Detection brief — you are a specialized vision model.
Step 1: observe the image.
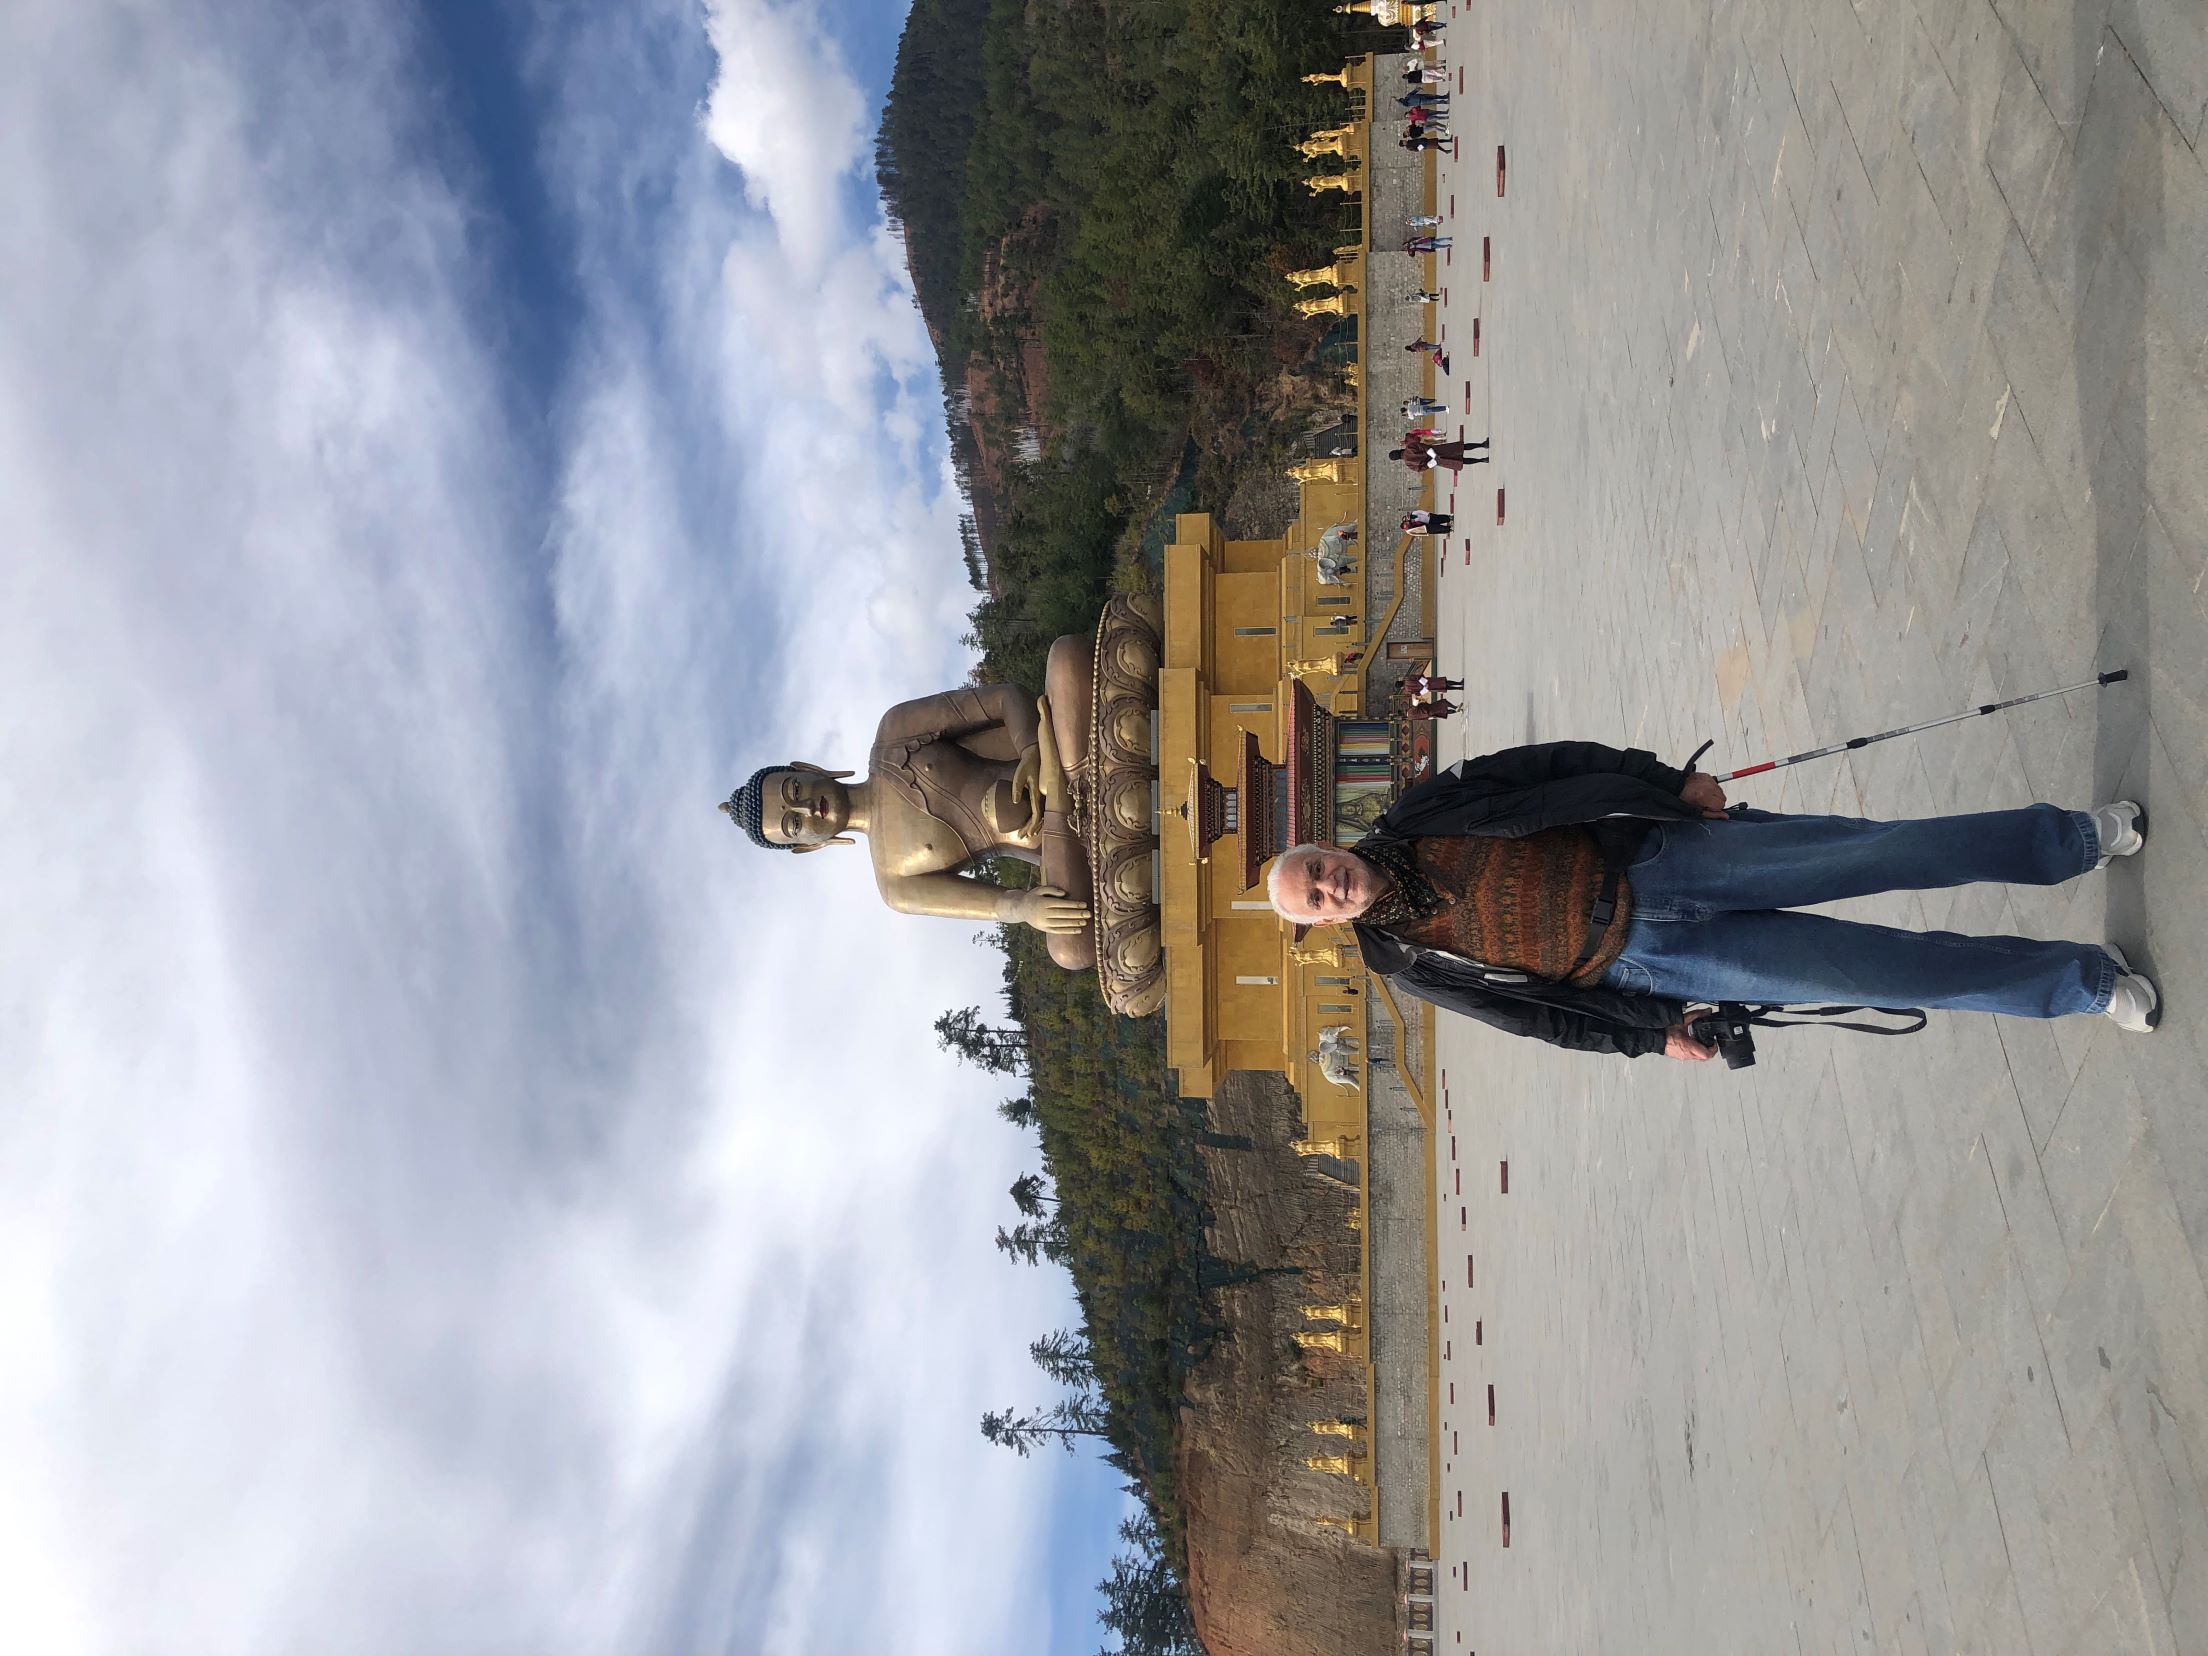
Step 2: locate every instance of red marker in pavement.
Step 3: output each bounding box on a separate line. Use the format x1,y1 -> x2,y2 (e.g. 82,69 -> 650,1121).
1481,237 -> 1491,280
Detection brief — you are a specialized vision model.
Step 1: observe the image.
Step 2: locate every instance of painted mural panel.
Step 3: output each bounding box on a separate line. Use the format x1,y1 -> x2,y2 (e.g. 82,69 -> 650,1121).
1332,719 -> 1394,843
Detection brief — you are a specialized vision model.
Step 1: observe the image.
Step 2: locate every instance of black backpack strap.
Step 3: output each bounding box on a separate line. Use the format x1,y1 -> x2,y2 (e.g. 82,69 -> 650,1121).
1561,867 -> 1623,983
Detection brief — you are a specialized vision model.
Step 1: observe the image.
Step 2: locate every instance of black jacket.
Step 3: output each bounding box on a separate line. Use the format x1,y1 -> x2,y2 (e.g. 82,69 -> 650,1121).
1351,740 -> 1699,1058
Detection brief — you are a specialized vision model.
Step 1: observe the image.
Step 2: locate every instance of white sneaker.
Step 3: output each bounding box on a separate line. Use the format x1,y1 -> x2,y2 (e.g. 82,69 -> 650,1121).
2102,943 -> 2160,1034
2092,801 -> 2147,868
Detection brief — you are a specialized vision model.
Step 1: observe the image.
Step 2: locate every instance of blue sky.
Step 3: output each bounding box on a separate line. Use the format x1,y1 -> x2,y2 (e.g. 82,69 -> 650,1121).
0,1 -> 1131,1651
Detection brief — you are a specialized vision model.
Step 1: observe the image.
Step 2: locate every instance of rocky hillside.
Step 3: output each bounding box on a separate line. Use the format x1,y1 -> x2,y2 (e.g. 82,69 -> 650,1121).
1180,1074 -> 1400,1656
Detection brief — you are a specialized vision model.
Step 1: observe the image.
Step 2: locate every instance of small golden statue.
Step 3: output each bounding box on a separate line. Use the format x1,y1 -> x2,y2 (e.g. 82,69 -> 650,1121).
1304,171 -> 1359,196
1290,1136 -> 1359,1158
1285,254 -> 1360,290
1304,1454 -> 1359,1476
1294,292 -> 1353,319
1285,651 -> 1363,679
1312,1419 -> 1364,1440
1291,937 -> 1357,969
1293,1329 -> 1347,1354
1303,1300 -> 1363,1328
1301,67 -> 1356,88
1285,457 -> 1348,485
1296,128 -> 1357,161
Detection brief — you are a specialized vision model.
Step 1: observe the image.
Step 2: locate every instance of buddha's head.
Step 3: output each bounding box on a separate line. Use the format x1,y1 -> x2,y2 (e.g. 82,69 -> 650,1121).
720,761 -> 856,854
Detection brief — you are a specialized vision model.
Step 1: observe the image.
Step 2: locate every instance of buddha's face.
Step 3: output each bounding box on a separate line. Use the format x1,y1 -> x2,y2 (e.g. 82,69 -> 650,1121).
759,767 -> 851,846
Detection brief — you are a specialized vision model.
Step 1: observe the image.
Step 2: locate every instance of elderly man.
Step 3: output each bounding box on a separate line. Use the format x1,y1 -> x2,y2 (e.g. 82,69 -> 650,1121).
1265,739 -> 2159,1059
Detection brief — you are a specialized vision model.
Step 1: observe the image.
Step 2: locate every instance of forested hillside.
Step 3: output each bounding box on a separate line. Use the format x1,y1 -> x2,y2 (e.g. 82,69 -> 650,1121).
878,0 -> 1362,682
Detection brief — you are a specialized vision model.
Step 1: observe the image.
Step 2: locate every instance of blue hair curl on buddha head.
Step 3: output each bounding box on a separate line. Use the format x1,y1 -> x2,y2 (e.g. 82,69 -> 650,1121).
719,765 -> 795,851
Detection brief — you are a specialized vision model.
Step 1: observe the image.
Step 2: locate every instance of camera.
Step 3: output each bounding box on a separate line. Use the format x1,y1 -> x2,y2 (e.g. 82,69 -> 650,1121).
1685,1003 -> 1758,1069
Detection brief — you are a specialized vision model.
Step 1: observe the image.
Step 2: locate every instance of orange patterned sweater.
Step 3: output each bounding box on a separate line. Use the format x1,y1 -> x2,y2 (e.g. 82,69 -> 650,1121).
1391,829 -> 1632,984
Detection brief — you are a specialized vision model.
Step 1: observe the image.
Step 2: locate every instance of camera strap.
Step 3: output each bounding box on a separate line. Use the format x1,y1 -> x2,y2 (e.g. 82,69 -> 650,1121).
1734,1003 -> 1929,1038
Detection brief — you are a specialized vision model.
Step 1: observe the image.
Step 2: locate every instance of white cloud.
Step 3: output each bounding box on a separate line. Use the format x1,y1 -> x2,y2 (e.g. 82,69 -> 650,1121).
699,0 -> 872,274
0,3 -> 1113,1654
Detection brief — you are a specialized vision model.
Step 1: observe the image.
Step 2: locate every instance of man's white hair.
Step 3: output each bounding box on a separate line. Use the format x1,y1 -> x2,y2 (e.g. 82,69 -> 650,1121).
1265,843 -> 1330,920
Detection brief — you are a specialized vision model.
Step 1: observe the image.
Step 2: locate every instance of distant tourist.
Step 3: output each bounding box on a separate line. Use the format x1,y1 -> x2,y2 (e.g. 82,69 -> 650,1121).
1401,509 -> 1455,535
1404,338 -> 1450,371
1403,672 -> 1464,703
1403,133 -> 1455,153
1407,288 -> 1443,305
1404,235 -> 1452,253
1402,395 -> 1449,418
1398,90 -> 1449,109
1407,212 -> 1443,229
1403,63 -> 1448,85
1405,697 -> 1461,721
1391,436 -> 1488,472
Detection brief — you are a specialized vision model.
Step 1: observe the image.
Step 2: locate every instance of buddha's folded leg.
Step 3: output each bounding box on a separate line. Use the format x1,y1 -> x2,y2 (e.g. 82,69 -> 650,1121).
1043,635 -> 1095,780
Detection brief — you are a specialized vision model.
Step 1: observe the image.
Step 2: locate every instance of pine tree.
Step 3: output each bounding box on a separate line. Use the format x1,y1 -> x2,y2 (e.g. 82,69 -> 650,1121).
979,1395 -> 1110,1457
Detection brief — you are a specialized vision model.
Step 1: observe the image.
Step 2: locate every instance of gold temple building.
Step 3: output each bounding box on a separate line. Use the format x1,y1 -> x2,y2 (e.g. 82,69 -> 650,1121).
1154,497 -> 1435,1134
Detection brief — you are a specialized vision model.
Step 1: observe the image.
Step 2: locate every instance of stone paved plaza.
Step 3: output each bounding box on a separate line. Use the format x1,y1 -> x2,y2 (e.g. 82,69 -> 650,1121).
1415,0 -> 2208,1651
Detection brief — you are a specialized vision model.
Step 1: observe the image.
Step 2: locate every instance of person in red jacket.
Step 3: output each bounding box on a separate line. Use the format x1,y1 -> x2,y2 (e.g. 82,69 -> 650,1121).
1392,436 -> 1488,471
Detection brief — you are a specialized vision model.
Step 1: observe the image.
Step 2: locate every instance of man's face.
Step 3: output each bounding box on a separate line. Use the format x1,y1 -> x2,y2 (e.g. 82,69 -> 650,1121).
759,768 -> 850,846
1274,846 -> 1387,923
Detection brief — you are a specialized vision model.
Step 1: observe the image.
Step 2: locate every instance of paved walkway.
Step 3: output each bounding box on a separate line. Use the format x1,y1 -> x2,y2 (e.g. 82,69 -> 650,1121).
1424,0 -> 2208,1651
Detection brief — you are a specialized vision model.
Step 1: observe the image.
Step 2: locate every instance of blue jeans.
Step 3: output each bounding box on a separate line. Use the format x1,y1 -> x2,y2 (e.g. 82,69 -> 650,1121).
1597,806 -> 2116,1018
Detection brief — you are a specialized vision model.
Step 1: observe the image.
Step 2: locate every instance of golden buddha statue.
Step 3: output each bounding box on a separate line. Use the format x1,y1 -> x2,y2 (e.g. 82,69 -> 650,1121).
722,600 -> 1167,1012
1285,649 -> 1362,678
1295,292 -> 1353,319
1290,937 -> 1357,969
1295,128 -> 1355,161
1301,67 -> 1355,89
1294,1329 -> 1348,1354
1304,170 -> 1358,196
1304,1454 -> 1358,1475
1285,457 -> 1348,485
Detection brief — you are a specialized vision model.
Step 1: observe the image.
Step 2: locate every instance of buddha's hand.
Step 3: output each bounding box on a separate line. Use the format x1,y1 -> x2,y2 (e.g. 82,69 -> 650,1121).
1009,885 -> 1090,935
1008,750 -> 1043,837
1011,697 -> 1069,838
